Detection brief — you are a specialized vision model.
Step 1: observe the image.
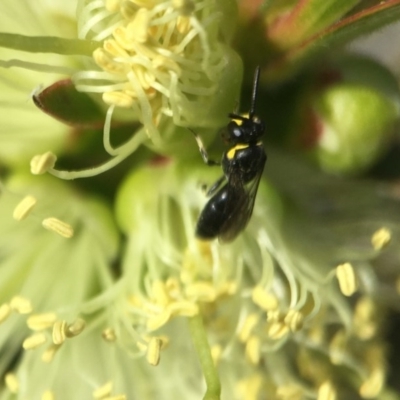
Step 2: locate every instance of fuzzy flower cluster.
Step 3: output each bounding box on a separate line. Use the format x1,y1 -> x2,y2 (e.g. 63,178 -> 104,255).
0,0 -> 400,400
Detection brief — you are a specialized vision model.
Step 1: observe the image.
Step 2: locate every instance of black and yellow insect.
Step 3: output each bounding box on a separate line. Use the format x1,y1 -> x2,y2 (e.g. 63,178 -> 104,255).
192,67 -> 266,242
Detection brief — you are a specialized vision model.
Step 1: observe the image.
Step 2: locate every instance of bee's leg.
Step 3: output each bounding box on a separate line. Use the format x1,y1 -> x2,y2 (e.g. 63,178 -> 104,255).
188,128 -> 220,166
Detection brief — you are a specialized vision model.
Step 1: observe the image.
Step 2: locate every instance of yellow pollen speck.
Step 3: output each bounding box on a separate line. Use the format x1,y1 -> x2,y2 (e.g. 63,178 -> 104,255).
42,218 -> 74,239
371,228 -> 391,250
10,296 -> 33,314
146,337 -> 162,366
23,332 -> 47,350
102,328 -> 117,342
66,318 -> 86,337
359,368 -> 384,399
103,91 -> 134,108
238,313 -> 259,343
41,344 -> 61,363
245,335 -> 261,365
27,312 -> 57,331
0,303 -> 11,324
30,152 -> 57,175
335,262 -> 357,296
13,195 -> 37,221
251,286 -> 278,311
4,373 -> 18,394
42,390 -> 55,400
317,381 -> 336,400
52,320 -> 67,345
93,381 -> 113,399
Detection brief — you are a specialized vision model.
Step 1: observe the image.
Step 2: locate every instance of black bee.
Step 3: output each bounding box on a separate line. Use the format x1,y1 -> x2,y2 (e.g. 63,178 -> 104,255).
192,66 -> 266,242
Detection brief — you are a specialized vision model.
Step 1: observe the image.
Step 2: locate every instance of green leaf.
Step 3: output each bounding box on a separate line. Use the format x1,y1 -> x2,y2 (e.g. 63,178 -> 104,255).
264,0 -> 400,82
0,33 -> 100,56
33,79 -> 106,128
266,0 -> 360,49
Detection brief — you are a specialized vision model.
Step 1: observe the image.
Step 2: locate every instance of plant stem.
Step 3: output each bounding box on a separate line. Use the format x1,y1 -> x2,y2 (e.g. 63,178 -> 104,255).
188,314 -> 221,400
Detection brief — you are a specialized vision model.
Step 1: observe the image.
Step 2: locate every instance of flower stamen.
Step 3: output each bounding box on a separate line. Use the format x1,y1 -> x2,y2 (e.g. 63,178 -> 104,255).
13,195 -> 37,221
42,218 -> 74,239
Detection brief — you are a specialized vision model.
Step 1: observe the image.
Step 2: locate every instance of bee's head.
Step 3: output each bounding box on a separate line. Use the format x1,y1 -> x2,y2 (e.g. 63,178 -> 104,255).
224,114 -> 265,145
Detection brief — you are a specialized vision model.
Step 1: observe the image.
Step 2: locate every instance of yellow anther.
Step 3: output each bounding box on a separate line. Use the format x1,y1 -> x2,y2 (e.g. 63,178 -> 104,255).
30,152 -> 57,175
238,313 -> 259,343
146,337 -> 162,366
284,309 -> 303,332
152,280 -> 171,307
276,384 -> 303,400
371,227 -> 391,250
102,395 -> 127,400
359,368 -> 384,399
93,381 -> 113,399
10,296 -> 33,314
130,0 -> 155,8
93,47 -> 128,74
245,335 -> 261,365
52,320 -> 67,345
42,218 -> 74,239
268,321 -> 289,340
41,344 -> 61,363
22,332 -> 47,350
133,66 -> 155,90
27,312 -> 57,331
168,301 -> 198,317
126,8 -> 150,43
103,39 -> 130,57
211,344 -> 222,366
42,390 -> 55,400
102,328 -> 117,342
185,281 -> 217,302
176,15 -> 192,34
152,56 -> 181,76
336,262 -> 357,296
13,195 -> 37,221
329,330 -> 347,365
353,297 -> 377,340
105,0 -> 120,12
251,286 -> 278,311
4,373 -> 19,394
66,318 -> 86,337
146,309 -> 171,332
318,381 -> 336,400
0,303 -> 11,324
103,91 -> 134,108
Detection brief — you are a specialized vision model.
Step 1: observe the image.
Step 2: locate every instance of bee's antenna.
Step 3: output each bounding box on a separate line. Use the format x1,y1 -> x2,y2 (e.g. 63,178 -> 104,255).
249,66 -> 260,119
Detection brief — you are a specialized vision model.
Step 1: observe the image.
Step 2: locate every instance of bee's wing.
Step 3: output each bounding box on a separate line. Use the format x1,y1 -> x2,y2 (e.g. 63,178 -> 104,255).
218,157 -> 266,243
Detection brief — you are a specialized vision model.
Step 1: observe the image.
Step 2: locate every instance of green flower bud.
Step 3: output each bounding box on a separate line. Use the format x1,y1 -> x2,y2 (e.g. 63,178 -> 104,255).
313,83 -> 397,174
301,55 -> 400,175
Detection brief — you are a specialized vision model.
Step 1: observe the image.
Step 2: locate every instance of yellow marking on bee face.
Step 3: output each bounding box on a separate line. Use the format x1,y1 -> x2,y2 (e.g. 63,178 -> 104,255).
227,144 -> 249,160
